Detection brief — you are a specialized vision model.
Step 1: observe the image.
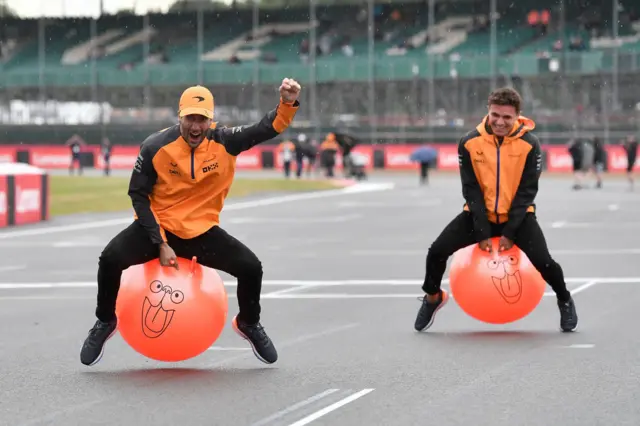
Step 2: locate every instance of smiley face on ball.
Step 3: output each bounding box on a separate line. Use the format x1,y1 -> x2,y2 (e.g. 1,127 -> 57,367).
141,280 -> 185,338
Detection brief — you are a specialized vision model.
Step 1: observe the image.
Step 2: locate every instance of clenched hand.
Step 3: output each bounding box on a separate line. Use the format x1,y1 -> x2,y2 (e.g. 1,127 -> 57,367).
159,242 -> 179,269
279,78 -> 301,104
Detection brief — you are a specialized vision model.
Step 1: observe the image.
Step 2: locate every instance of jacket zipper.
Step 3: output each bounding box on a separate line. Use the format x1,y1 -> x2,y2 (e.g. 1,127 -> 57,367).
190,149 -> 195,179
494,139 -> 501,224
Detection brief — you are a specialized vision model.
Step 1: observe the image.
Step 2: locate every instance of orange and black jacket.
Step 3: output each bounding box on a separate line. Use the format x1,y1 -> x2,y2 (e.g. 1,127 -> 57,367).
129,98 -> 299,244
320,133 -> 340,152
459,115 -> 542,241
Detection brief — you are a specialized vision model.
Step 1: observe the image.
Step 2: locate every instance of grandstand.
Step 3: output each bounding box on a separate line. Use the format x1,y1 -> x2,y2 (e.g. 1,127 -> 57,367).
0,0 -> 639,143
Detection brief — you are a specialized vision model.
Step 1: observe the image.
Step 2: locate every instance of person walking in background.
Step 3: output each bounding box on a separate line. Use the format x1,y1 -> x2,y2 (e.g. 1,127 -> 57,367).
320,133 -> 339,178
277,138 -> 295,178
580,138 -> 594,187
101,137 -> 112,177
410,145 -> 438,186
302,138 -> 319,178
66,134 -> 85,176
623,135 -> 638,190
590,137 -> 605,189
294,134 -> 307,178
567,138 -> 584,190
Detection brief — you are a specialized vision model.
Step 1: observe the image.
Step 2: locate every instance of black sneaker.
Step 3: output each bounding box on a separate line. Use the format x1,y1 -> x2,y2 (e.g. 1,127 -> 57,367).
80,319 -> 117,366
232,315 -> 278,364
558,297 -> 578,332
414,290 -> 449,332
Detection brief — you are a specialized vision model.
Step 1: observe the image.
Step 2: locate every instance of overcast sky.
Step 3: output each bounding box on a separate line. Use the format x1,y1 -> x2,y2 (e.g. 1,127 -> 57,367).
6,0 -> 234,18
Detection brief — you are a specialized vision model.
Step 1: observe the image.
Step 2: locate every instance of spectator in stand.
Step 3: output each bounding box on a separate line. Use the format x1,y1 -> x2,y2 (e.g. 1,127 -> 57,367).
527,10 -> 549,35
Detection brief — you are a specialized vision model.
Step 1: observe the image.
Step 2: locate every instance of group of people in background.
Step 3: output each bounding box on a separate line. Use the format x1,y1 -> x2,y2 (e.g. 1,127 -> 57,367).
568,135 -> 638,191
66,129 -> 638,190
277,131 -> 366,180
67,134 -> 112,176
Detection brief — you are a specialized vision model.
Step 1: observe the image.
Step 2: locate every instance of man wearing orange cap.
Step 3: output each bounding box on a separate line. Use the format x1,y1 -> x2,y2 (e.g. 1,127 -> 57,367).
80,78 -> 301,366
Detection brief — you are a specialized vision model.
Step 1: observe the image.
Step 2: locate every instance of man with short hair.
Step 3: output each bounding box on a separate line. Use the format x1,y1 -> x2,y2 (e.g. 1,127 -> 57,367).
80,78 -> 302,366
414,87 -> 578,333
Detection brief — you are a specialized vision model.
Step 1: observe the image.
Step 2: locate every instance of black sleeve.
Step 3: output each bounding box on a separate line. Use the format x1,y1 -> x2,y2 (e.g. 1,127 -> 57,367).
214,100 -> 300,156
458,139 -> 491,241
502,137 -> 542,240
128,143 -> 164,245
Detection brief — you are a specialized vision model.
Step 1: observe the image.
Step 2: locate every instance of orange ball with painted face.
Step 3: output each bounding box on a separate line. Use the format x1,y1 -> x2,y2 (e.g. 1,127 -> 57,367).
449,237 -> 546,324
115,256 -> 228,362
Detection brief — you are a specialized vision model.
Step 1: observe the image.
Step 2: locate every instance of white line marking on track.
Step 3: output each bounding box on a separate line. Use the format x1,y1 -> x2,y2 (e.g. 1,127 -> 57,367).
0,293 -> 587,300
229,214 -> 361,224
251,389 -> 341,426
569,280 -> 599,295
286,389 -> 375,426
284,323 -> 360,345
0,218 -> 133,240
0,265 -> 26,272
0,295 -> 93,300
264,284 -> 325,297
267,293 -> 421,299
52,241 -> 105,248
337,199 -> 442,208
263,293 -> 567,299
546,221 -> 640,229
204,323 -> 359,368
551,248 -> 640,255
206,347 -> 250,351
565,344 -> 595,349
0,182 -> 394,240
608,204 -> 619,211
351,248 -> 640,256
0,277 -> 637,291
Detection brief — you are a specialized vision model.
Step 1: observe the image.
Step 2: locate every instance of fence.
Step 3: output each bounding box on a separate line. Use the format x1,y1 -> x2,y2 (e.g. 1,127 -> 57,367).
1,50 -> 640,88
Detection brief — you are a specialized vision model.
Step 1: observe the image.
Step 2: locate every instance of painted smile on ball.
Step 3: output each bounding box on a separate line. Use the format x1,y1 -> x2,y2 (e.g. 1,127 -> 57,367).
487,256 -> 522,304
142,280 -> 184,338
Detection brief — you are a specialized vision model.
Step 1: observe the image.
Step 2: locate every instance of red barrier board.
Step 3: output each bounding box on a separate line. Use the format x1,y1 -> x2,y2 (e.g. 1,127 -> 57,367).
0,147 -> 17,163
383,145 -> 415,170
5,143 -> 640,174
235,147 -> 264,170
606,146 -> 640,172
437,145 -> 459,171
29,146 -> 75,169
0,176 -> 7,227
13,174 -> 43,225
545,146 -> 574,173
90,145 -> 265,170
94,146 -> 139,170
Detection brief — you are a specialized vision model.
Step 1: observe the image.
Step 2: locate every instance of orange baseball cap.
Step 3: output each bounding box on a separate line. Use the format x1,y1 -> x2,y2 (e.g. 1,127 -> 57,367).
178,85 -> 214,119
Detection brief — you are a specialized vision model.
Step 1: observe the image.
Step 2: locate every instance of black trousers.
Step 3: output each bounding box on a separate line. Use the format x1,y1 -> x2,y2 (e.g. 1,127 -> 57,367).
419,162 -> 430,184
96,221 -> 263,324
423,211 -> 571,302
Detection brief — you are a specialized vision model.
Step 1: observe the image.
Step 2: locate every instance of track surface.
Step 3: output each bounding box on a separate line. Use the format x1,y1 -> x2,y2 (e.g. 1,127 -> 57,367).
1,171 -> 639,426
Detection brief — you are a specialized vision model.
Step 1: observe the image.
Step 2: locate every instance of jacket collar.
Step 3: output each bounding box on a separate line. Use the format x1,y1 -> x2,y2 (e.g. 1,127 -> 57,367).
476,115 -> 536,144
